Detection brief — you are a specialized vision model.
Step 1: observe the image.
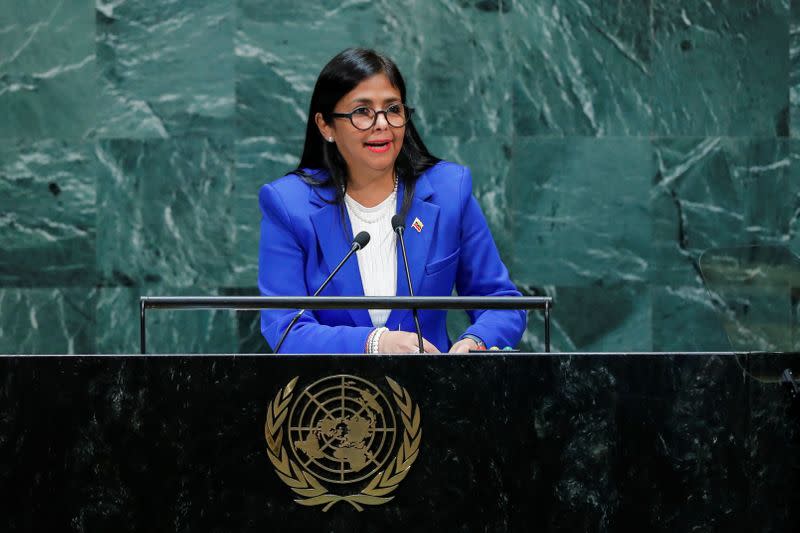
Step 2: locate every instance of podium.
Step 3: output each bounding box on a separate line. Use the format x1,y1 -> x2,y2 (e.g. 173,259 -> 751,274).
1,351 -> 798,532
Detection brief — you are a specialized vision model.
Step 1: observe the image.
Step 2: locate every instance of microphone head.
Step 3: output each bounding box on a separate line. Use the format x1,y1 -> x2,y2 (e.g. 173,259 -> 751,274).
391,214 -> 405,233
353,231 -> 371,250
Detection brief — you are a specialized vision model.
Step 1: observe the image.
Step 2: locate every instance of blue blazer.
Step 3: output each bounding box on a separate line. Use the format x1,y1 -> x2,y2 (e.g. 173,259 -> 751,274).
258,161 -> 526,353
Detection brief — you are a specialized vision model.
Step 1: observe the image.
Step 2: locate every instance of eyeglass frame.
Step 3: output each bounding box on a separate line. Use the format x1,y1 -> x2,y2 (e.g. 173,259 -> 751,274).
329,103 -> 415,131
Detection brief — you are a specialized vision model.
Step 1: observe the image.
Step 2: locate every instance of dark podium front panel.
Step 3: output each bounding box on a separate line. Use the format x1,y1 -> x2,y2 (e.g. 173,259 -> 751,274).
1,352 -> 798,532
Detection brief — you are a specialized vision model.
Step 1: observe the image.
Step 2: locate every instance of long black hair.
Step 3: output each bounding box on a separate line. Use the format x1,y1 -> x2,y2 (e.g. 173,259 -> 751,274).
294,48 -> 440,219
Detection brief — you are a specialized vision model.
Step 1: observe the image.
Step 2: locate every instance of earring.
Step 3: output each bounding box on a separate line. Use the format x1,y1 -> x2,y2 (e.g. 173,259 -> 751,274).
327,137 -> 334,143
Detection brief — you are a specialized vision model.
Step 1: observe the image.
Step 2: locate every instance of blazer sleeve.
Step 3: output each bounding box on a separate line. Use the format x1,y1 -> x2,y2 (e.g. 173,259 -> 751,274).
454,166 -> 527,348
258,183 -> 373,354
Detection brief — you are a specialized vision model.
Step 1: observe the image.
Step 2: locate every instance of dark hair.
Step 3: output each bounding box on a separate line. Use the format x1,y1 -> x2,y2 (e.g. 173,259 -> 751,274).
294,48 -> 440,220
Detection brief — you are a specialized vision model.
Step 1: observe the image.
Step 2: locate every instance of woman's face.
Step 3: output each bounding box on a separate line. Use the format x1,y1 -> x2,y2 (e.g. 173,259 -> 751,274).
317,73 -> 406,180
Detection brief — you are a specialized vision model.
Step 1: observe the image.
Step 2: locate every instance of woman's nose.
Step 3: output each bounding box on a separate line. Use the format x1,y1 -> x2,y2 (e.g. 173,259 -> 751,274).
373,111 -> 390,129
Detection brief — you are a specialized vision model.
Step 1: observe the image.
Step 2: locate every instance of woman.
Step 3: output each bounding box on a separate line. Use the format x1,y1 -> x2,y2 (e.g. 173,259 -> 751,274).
258,48 -> 525,354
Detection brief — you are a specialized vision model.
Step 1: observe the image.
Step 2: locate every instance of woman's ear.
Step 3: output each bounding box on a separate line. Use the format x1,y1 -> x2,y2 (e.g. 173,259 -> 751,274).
315,112 -> 333,142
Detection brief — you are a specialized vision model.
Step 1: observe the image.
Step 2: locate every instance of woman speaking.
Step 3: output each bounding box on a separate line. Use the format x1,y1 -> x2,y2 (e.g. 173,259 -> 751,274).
258,48 -> 525,354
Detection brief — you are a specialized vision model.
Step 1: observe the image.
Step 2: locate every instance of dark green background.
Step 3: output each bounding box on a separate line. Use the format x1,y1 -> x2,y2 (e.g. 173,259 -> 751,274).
1,0 -> 798,354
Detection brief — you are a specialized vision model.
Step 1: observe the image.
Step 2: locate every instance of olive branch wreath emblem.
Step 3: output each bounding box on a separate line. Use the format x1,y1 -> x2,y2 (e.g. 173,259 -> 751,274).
264,376 -> 422,512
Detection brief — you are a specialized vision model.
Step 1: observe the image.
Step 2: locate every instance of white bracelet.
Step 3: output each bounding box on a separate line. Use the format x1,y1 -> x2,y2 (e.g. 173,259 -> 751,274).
370,327 -> 389,354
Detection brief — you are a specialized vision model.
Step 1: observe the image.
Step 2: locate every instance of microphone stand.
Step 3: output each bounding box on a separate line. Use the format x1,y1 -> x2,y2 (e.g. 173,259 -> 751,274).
273,236 -> 367,353
394,223 -> 424,354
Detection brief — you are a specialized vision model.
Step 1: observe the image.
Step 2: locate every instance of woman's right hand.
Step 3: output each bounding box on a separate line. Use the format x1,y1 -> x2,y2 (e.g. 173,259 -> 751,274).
378,331 -> 440,354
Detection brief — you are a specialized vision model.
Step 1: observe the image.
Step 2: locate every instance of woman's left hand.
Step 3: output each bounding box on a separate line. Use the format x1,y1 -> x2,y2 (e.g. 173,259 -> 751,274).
448,338 -> 479,354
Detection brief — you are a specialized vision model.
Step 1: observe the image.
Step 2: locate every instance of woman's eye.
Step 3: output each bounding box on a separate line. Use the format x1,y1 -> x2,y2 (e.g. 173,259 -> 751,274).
352,107 -> 372,116
387,104 -> 402,113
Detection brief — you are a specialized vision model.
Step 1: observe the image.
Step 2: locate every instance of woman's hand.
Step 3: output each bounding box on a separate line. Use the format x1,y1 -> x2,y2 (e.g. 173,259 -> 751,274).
378,331 -> 440,354
448,337 -> 479,354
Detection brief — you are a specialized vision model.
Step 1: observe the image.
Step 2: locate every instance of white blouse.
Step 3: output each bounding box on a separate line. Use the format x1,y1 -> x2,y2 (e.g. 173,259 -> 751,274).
344,191 -> 398,327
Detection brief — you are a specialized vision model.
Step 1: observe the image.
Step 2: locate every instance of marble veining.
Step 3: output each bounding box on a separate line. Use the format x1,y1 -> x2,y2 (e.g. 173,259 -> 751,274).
0,0 -> 798,354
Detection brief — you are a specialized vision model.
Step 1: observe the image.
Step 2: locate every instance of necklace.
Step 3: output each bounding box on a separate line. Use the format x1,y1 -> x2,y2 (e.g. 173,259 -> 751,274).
344,172 -> 398,203
345,189 -> 396,225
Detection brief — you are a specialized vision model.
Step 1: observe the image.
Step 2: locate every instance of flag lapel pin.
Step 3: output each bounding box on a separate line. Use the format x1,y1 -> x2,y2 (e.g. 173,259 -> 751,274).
411,217 -> 424,233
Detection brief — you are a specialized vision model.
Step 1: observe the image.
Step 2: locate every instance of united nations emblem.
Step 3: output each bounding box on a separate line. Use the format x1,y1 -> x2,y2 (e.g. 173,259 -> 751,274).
264,375 -> 422,511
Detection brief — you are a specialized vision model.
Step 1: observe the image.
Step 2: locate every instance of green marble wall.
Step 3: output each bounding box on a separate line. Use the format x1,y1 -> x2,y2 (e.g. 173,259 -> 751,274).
1,0 -> 798,354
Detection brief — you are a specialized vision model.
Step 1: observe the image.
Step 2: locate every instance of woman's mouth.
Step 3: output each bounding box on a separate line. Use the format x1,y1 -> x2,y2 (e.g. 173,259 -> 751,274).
364,140 -> 391,153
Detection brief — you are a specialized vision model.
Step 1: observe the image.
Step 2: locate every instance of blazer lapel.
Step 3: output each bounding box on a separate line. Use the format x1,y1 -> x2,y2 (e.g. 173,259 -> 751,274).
308,184 -> 372,327
385,175 -> 440,330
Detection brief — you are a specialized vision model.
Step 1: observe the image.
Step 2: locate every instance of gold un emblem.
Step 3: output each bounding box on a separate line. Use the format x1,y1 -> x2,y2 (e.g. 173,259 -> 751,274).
265,374 -> 422,511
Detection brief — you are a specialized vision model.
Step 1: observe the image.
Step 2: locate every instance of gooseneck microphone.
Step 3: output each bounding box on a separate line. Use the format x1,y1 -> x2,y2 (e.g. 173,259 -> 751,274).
273,231 -> 370,353
391,214 -> 424,354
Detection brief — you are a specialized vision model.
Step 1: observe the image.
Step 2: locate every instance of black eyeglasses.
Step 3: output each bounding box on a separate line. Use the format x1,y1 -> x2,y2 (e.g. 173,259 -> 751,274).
330,103 -> 414,130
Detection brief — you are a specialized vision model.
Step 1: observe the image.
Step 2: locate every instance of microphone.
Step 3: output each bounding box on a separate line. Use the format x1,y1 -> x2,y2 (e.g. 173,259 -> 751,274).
391,214 -> 424,354
273,231 -> 370,353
